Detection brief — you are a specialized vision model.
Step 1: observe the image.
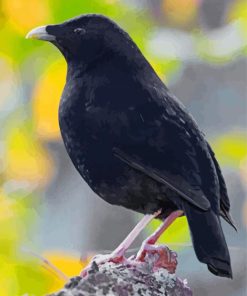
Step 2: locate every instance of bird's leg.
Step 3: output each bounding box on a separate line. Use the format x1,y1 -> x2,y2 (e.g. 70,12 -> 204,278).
80,209 -> 161,277
111,209 -> 162,259
139,210 -> 183,247
134,210 -> 183,273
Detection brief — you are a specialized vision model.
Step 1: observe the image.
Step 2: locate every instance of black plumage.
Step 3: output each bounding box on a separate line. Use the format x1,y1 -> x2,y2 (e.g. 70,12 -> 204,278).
27,14 -> 236,278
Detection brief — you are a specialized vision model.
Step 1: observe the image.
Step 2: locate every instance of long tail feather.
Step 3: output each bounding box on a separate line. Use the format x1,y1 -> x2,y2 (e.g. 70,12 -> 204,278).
183,204 -> 232,278
220,204 -> 237,232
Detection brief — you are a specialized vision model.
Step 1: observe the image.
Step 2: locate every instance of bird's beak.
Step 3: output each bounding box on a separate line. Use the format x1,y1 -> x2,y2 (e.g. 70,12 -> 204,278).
26,25 -> 56,41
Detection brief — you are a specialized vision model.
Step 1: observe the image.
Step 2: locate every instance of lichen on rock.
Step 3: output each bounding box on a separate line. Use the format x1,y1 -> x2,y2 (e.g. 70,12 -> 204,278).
48,244 -> 192,296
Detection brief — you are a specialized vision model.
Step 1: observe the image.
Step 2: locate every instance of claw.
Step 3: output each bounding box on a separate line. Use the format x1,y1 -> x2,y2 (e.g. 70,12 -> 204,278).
80,253 -> 127,277
135,242 -> 177,273
80,210 -> 181,277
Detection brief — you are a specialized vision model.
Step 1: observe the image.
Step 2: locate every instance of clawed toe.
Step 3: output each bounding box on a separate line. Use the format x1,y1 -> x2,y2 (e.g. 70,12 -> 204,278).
80,210 -> 180,277
80,253 -> 127,277
135,242 -> 177,273
80,242 -> 177,277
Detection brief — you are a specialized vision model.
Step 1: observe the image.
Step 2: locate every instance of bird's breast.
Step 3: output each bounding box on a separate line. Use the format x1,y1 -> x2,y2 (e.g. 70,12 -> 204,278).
59,90 -> 117,188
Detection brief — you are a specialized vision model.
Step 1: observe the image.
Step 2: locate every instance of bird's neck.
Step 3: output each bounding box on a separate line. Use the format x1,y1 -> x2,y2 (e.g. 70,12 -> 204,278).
66,48 -> 112,81
67,62 -> 85,81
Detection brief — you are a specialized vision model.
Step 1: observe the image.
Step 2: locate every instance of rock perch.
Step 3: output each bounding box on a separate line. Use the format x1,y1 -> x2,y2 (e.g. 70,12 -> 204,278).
48,245 -> 192,296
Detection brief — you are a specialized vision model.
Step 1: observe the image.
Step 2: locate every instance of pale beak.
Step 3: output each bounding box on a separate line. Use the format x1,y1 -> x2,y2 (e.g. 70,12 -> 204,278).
26,25 -> 56,41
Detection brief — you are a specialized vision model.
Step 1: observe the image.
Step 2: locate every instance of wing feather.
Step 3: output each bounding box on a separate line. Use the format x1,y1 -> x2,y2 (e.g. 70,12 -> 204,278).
113,147 -> 210,211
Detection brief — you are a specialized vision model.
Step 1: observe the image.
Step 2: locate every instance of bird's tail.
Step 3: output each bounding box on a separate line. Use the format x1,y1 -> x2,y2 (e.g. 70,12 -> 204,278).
183,204 -> 232,278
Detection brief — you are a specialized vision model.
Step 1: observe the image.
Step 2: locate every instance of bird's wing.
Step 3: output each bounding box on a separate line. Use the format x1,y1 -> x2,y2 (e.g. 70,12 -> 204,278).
113,147 -> 210,211
112,94 -> 215,211
206,142 -> 237,230
206,142 -> 230,210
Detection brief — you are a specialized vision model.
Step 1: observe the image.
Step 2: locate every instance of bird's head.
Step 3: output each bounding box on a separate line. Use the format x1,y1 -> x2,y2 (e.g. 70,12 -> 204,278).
26,14 -> 138,67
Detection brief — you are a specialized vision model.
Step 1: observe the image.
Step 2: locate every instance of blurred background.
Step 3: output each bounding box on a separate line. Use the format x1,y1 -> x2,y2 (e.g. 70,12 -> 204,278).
0,0 -> 246,295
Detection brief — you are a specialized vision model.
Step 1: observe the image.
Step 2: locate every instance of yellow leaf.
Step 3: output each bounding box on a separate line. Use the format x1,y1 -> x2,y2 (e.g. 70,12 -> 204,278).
0,265 -> 18,296
2,0 -> 50,35
32,59 -> 66,141
42,251 -> 90,293
162,0 -> 199,26
148,216 -> 190,250
211,132 -> 247,168
5,122 -> 54,187
228,0 -> 247,24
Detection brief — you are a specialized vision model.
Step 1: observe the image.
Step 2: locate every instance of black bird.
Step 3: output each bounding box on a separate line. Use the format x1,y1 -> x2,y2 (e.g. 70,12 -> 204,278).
27,14 -> 236,278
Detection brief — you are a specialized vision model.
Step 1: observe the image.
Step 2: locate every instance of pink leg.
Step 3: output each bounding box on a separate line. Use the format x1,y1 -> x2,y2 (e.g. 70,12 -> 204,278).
146,210 -> 183,245
112,209 -> 161,257
80,209 -> 161,277
136,210 -> 183,261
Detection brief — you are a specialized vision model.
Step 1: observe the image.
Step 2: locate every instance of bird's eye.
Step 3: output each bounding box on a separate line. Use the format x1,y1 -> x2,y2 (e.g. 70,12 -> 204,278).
74,28 -> 86,35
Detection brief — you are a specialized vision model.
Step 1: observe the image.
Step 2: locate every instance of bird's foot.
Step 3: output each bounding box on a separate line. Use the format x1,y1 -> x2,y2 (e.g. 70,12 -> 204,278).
134,241 -> 178,273
80,249 -> 129,277
80,243 -> 177,277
